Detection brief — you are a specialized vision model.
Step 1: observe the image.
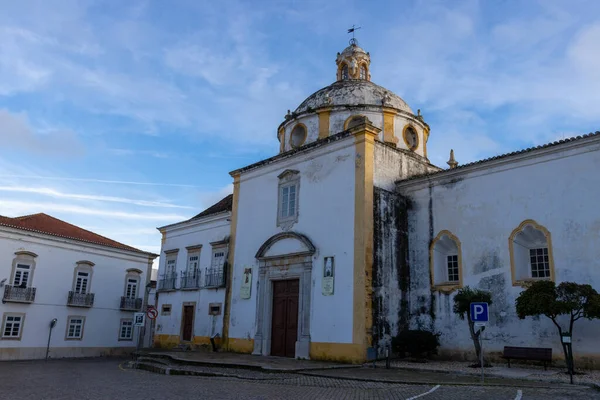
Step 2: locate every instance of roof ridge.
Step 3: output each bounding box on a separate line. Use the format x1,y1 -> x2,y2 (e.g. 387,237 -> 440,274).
400,130 -> 600,183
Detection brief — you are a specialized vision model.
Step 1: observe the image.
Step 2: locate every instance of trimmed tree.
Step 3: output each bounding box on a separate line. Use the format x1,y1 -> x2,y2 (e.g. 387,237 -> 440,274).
453,286 -> 493,367
515,280 -> 600,373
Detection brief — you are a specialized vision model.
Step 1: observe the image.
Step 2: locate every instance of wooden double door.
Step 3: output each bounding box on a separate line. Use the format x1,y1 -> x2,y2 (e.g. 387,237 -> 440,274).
270,279 -> 299,358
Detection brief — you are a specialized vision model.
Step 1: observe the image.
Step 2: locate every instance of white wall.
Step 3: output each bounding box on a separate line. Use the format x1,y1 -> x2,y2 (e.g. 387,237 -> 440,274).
230,135 -> 357,344
154,215 -> 230,343
397,140 -> 600,360
0,229 -> 152,360
374,142 -> 440,191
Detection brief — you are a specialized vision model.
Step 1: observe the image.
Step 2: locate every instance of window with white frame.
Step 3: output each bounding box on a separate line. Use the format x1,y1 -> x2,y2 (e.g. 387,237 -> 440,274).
74,271 -> 90,294
119,319 -> 133,340
13,264 -> 31,287
187,251 -> 200,274
2,313 -> 25,339
66,316 -> 85,340
277,170 -> 300,227
125,278 -> 138,299
510,220 -> 554,285
430,231 -> 463,291
211,248 -> 226,270
166,255 -> 177,275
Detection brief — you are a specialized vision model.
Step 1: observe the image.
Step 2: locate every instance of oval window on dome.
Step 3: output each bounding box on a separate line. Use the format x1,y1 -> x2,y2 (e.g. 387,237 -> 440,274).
403,126 -> 419,151
290,124 -> 307,148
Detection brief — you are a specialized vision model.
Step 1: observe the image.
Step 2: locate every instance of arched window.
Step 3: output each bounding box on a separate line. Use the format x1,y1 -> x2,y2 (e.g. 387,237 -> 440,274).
344,115 -> 365,130
341,64 -> 349,80
359,65 -> 367,80
72,261 -> 94,295
290,124 -> 307,148
509,220 -> 555,286
430,231 -> 463,292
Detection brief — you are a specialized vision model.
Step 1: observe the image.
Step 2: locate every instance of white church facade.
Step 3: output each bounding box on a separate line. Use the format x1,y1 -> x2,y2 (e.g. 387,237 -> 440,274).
153,40 -> 600,366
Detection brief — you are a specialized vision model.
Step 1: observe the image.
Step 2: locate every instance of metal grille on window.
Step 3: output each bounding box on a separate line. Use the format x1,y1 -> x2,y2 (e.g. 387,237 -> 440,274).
3,315 -> 22,337
205,249 -> 226,287
447,255 -> 459,282
75,272 -> 89,294
530,248 -> 550,278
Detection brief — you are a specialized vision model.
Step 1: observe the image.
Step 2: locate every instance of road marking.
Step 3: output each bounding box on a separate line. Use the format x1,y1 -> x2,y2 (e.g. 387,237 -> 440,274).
118,362 -> 126,371
514,389 -> 523,400
406,385 -> 441,400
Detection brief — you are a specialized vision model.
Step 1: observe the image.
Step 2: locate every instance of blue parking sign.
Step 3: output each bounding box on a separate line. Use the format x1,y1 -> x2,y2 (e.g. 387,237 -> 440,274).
470,302 -> 489,323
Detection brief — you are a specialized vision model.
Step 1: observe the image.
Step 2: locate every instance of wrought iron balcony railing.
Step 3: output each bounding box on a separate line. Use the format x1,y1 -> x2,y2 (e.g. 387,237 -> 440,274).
120,296 -> 142,311
203,268 -> 225,288
67,291 -> 95,307
157,273 -> 177,292
2,285 -> 36,303
181,270 -> 201,290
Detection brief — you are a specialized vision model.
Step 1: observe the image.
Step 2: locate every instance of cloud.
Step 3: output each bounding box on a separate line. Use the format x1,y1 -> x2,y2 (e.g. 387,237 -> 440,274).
0,200 -> 188,221
0,186 -> 194,209
0,109 -> 84,155
0,174 -> 204,188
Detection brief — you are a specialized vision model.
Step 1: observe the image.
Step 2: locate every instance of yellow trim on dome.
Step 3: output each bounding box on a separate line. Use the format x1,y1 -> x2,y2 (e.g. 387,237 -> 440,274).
317,108 -> 331,139
382,107 -> 398,145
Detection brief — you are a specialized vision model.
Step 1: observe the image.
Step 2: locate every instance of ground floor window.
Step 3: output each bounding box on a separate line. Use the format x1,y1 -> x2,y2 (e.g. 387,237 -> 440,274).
119,319 -> 133,340
66,316 -> 85,340
1,313 -> 25,340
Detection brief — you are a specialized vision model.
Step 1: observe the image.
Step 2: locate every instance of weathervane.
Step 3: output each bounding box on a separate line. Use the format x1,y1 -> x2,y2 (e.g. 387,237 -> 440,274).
347,24 -> 361,45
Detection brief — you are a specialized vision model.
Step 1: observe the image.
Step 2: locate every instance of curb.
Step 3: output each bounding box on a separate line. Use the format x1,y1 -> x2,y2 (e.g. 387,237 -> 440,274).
134,361 -> 294,381
367,364 -> 599,389
134,352 -> 359,373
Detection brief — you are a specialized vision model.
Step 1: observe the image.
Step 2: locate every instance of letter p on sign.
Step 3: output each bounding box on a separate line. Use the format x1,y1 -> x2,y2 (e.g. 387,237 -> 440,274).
470,302 -> 489,323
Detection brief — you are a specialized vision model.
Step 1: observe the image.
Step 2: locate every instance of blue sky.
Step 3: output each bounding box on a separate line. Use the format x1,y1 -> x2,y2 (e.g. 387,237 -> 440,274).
1,0 -> 599,259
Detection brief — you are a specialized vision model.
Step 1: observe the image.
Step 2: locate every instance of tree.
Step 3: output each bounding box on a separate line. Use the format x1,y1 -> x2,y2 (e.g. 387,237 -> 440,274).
515,281 -> 600,373
453,286 -> 493,367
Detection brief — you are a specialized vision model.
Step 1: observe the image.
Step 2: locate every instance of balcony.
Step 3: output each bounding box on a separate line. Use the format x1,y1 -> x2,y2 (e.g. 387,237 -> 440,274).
203,268 -> 225,288
67,291 -> 95,307
120,296 -> 142,311
157,273 -> 177,292
2,285 -> 36,303
180,270 -> 201,290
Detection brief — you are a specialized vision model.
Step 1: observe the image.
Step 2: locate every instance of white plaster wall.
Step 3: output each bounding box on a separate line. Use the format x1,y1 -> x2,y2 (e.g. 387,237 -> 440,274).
374,143 -> 440,191
284,114 -> 319,152
154,216 -> 230,341
0,230 -> 152,360
329,109 -> 384,138
231,136 -> 357,344
398,142 -> 600,358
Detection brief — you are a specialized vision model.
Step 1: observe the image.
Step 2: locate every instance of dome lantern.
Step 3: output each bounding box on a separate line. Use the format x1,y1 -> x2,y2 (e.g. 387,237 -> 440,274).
336,38 -> 371,82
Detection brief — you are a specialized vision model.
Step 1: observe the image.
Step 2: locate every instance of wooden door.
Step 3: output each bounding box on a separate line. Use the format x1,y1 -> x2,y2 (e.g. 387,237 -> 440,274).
271,279 -> 299,357
182,305 -> 194,342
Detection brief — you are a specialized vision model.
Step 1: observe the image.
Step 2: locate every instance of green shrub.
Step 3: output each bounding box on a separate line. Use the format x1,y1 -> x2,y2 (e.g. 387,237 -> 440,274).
391,329 -> 440,359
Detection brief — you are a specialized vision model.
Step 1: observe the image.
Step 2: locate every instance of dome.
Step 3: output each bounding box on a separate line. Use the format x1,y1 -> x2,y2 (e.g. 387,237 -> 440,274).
340,43 -> 368,56
294,79 -> 413,115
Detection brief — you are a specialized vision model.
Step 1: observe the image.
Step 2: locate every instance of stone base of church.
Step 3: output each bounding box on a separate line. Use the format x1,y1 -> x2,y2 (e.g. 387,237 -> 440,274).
227,338 -> 254,353
309,342 -> 366,364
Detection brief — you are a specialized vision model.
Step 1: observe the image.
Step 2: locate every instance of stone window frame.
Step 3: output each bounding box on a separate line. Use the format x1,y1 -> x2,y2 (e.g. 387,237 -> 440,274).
1,312 -> 26,340
509,219 -> 555,287
118,318 -> 134,341
429,230 -> 463,293
276,169 -> 301,228
402,124 -> 419,151
123,268 -> 142,299
72,261 -> 94,294
290,123 -> 307,149
10,251 -> 38,288
64,315 -> 86,341
161,304 -> 172,316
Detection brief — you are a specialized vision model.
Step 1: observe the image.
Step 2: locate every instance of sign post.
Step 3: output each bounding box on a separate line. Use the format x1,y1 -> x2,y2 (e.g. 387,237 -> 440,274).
561,332 -> 573,384
134,313 -> 145,351
470,302 -> 489,383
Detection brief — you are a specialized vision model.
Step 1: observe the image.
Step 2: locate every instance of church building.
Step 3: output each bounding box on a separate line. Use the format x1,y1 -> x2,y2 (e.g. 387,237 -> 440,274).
153,39 -> 600,365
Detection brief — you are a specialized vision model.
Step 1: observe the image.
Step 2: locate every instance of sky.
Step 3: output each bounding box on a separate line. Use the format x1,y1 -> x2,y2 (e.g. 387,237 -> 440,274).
1,0 -> 599,260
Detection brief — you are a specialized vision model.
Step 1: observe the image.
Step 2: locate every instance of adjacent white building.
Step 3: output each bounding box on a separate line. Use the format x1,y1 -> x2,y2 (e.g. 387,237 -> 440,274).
152,39 -> 600,367
0,213 -> 157,360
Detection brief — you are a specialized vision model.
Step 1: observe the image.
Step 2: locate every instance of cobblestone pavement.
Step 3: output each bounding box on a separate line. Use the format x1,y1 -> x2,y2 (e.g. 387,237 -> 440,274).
0,358 -> 598,400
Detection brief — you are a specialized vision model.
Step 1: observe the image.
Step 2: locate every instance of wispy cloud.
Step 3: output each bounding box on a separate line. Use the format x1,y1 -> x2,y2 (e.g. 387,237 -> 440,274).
0,174 -> 205,188
0,186 -> 194,209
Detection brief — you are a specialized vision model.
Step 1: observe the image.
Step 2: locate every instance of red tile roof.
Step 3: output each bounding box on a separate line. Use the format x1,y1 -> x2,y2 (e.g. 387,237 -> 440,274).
0,213 -> 154,256
190,194 -> 233,220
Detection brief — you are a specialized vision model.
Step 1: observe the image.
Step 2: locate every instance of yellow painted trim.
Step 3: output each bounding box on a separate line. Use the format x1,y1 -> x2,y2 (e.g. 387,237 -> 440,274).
153,334 -> 180,348
402,124 -> 420,151
222,173 -> 240,350
310,342 -> 366,363
228,338 -> 254,354
508,219 -> 555,287
382,107 -> 398,145
290,123 -> 308,149
423,127 -> 430,158
352,123 -> 378,359
278,127 -> 285,153
316,108 -> 331,139
160,230 -> 167,246
429,230 -> 463,293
